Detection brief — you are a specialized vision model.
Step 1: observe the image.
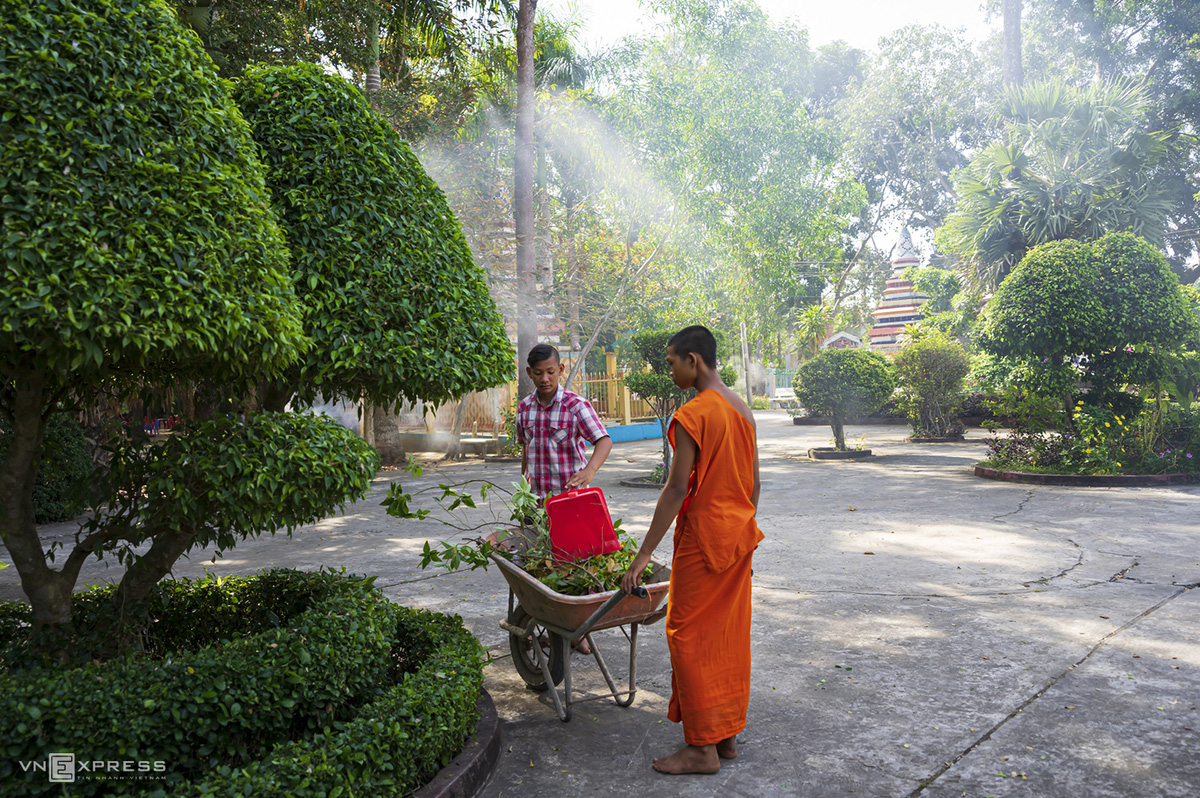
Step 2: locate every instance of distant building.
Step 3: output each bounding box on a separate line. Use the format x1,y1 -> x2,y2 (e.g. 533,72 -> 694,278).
822,332 -> 861,350
866,228 -> 927,351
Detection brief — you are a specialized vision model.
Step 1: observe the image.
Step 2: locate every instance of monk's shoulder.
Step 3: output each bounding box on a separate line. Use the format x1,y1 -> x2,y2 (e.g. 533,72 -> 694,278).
716,386 -> 756,429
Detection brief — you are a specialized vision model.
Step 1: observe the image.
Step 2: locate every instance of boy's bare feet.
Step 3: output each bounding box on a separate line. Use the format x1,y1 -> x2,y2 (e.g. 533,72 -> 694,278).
717,736 -> 738,759
652,744 -> 720,774
571,635 -> 592,655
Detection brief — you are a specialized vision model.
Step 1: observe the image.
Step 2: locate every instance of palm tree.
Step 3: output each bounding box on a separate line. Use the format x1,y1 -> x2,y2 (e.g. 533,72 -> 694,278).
939,79 -> 1173,291
793,304 -> 834,361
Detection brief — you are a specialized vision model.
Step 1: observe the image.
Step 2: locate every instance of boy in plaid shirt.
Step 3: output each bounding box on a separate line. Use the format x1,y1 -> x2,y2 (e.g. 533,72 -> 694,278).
516,344 -> 613,498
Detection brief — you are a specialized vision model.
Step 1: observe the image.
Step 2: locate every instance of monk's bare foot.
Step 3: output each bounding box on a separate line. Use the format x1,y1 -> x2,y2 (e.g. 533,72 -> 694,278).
652,744 -> 720,774
571,636 -> 592,655
717,736 -> 738,759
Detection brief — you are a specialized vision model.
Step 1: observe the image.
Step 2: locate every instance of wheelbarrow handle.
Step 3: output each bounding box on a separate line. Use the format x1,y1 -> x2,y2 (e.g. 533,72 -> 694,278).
571,585 -> 648,641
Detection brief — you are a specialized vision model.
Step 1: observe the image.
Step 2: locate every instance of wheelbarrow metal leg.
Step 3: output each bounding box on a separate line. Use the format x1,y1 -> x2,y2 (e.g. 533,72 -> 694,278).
616,622 -> 639,707
521,616 -> 568,720
592,623 -> 637,707
543,632 -> 570,722
584,627 -> 636,708
560,638 -> 574,721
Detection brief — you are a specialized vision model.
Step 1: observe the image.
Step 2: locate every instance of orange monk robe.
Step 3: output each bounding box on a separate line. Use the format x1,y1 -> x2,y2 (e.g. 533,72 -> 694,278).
665,389 -> 764,746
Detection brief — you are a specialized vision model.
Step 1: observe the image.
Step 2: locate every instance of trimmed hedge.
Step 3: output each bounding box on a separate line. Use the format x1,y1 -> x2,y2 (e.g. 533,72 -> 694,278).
183,611 -> 484,796
0,571 -> 483,796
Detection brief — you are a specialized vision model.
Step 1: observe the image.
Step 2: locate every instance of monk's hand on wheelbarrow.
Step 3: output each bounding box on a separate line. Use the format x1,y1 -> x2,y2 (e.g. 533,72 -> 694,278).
621,551 -> 652,596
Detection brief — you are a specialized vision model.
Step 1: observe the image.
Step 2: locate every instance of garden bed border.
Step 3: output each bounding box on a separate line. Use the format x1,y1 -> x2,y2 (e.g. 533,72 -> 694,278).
974,465 -> 1200,487
809,447 -> 872,460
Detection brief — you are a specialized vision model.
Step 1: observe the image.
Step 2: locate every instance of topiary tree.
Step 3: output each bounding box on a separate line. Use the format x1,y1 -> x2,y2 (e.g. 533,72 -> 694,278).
793,348 -> 896,450
624,329 -> 735,474
893,331 -> 971,438
230,64 -> 513,421
975,232 -> 1196,420
0,0 -> 375,639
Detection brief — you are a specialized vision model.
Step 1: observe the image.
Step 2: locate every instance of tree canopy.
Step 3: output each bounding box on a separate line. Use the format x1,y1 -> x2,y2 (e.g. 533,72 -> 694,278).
604,0 -> 865,346
1019,0 -> 1200,271
2,2 -> 504,641
938,79 -> 1173,290
2,0 -> 326,633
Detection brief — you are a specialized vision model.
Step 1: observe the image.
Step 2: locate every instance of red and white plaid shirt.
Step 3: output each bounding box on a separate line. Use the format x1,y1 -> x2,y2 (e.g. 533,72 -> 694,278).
516,387 -> 609,497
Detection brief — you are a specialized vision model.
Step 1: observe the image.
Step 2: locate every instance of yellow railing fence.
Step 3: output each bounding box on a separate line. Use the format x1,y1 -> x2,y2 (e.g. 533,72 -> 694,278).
389,352 -> 656,435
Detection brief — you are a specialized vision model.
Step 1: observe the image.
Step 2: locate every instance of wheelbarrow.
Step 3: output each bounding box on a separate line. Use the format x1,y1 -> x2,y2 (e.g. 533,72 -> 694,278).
491,542 -> 670,722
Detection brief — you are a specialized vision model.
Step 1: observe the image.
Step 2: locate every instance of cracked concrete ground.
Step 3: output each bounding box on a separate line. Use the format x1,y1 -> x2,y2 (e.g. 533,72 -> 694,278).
3,412 -> 1198,797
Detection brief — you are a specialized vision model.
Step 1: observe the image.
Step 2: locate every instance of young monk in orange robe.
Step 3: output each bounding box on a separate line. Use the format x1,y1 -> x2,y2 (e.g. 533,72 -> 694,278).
621,324 -> 763,775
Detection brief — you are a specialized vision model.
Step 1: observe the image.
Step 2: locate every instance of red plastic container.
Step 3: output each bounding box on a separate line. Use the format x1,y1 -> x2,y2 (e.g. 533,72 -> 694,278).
545,487 -> 621,561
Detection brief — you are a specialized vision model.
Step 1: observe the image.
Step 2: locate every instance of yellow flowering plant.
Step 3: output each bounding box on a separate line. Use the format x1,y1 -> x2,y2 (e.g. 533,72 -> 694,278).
1067,404 -> 1130,474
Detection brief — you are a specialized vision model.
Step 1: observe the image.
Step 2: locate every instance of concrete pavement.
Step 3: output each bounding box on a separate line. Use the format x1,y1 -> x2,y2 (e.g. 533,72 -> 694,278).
3,412 -> 1197,797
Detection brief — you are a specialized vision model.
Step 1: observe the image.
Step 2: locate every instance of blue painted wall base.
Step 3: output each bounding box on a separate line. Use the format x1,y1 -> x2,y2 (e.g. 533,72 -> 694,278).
604,422 -> 662,443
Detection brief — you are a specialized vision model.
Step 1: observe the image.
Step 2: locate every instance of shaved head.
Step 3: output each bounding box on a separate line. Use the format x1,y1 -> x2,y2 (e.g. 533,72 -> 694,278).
668,325 -> 717,368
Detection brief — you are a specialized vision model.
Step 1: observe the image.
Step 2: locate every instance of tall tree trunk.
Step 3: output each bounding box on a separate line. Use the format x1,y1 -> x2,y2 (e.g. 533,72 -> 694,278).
658,417 -> 673,475
1003,0 -> 1023,87
361,401 -> 376,447
515,0 -> 539,397
373,405 -> 406,465
740,320 -> 753,406
0,376 -> 74,630
565,193 -> 581,350
366,19 -> 382,95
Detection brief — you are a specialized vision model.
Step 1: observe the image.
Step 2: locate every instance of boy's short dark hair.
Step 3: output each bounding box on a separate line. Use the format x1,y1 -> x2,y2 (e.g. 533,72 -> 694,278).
668,325 -> 717,368
527,343 -> 561,367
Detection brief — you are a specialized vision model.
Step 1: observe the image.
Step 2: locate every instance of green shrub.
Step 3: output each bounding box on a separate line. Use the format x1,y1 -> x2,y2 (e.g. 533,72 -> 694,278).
980,399 -> 1200,475
0,414 -> 93,524
793,349 -> 895,450
66,411 -> 380,633
0,569 -> 380,665
893,332 -> 971,437
0,570 -> 483,796
0,573 -> 393,793
976,233 -> 1196,408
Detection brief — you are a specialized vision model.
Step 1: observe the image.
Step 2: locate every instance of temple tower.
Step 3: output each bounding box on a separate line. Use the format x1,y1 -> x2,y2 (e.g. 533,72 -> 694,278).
866,228 -> 927,351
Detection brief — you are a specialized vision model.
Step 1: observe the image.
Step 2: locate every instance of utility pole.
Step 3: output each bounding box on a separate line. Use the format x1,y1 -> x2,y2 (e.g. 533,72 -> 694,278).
740,320 -> 753,407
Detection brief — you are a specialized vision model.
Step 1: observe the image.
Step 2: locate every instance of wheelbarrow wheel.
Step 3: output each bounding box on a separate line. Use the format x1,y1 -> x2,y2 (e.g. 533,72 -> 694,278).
509,605 -> 565,691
